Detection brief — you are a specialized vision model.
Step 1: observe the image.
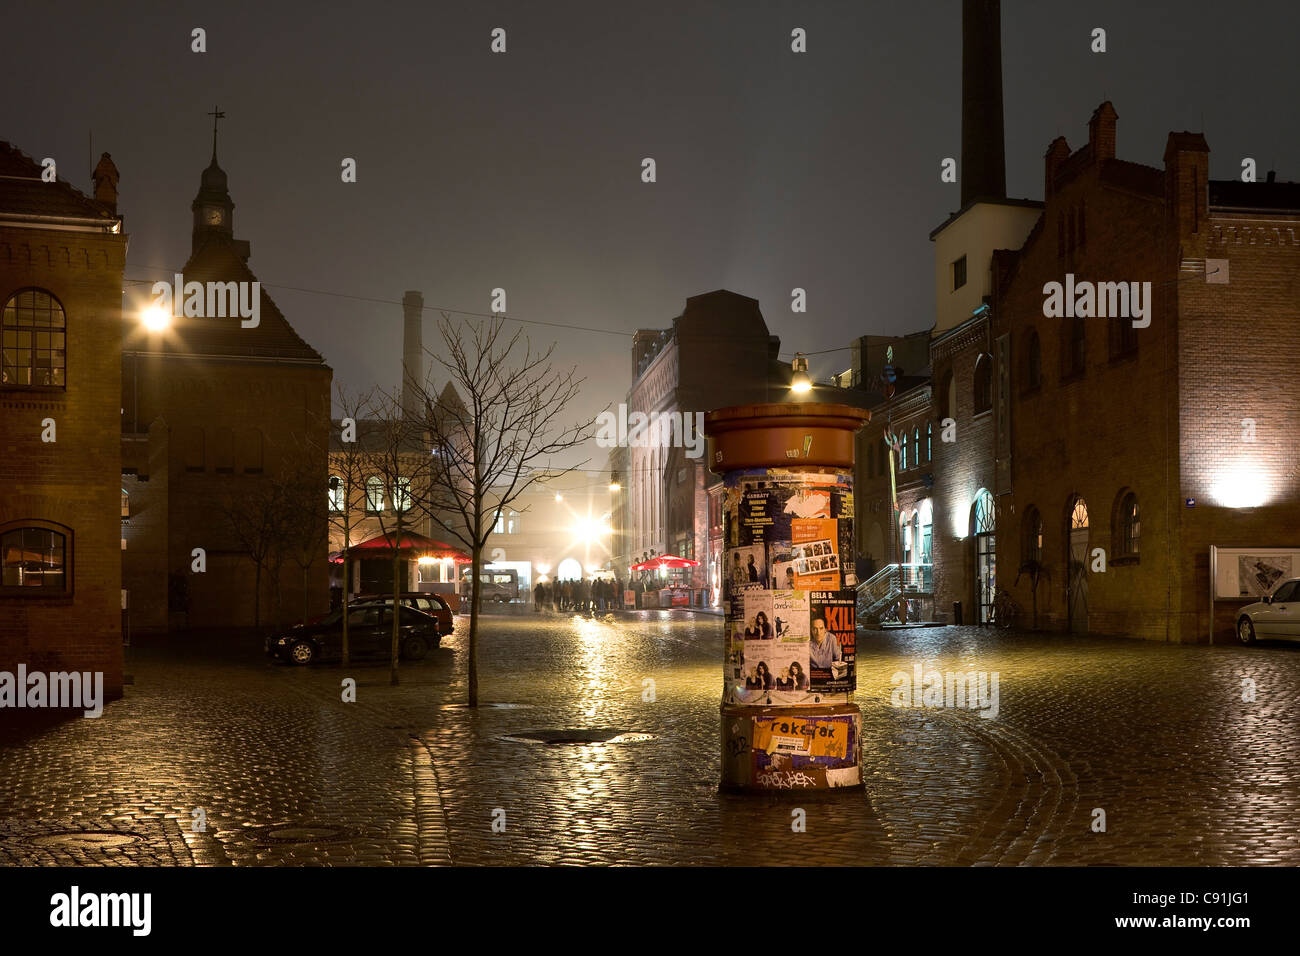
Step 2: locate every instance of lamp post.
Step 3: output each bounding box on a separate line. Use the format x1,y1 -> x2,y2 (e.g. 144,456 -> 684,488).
705,401 -> 870,792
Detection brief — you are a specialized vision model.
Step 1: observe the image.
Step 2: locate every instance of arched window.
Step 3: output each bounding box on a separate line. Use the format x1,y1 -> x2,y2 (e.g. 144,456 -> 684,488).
918,499 -> 933,564
365,476 -> 384,513
328,476 -> 345,513
121,488 -> 130,519
1,521 -> 70,591
393,477 -> 412,512
973,353 -> 993,414
900,511 -> 912,564
2,288 -> 66,388
1025,330 -> 1042,389
913,427 -> 921,465
937,370 -> 954,420
1064,317 -> 1086,377
911,510 -> 920,565
1116,491 -> 1140,558
925,422 -> 933,461
1023,506 -> 1043,564
899,430 -> 908,470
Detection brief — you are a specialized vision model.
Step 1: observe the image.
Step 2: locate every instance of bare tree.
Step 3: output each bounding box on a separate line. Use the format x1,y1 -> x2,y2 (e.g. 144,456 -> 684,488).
323,386 -> 381,667
279,457 -> 330,626
418,314 -> 594,706
219,479 -> 284,631
364,388 -> 435,685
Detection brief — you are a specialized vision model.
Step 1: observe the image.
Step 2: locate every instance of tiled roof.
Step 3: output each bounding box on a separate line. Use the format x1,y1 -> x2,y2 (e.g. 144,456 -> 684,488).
151,235 -> 325,363
0,141 -> 118,222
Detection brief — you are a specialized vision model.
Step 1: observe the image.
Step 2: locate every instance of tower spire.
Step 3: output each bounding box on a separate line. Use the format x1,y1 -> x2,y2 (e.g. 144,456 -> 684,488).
207,105 -> 225,163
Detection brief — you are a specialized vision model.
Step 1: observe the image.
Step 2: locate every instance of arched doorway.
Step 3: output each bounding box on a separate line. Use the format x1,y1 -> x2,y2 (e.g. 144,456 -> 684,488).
971,489 -> 996,623
1067,496 -> 1089,633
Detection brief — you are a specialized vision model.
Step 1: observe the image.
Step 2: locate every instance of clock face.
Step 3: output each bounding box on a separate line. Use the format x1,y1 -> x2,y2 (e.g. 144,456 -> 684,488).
205,207 -> 223,225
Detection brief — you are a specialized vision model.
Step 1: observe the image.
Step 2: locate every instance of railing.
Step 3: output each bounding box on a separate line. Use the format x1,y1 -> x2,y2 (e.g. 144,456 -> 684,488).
857,563 -> 934,623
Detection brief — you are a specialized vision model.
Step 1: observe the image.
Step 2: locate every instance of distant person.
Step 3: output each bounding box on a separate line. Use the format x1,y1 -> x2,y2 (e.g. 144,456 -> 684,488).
534,581 -> 544,611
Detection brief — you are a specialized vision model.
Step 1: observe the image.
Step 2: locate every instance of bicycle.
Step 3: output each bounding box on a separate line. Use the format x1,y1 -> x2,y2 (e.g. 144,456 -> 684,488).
990,588 -> 1021,629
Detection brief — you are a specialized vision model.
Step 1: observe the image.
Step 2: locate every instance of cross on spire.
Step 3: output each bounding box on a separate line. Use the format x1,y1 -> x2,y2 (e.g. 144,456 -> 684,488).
207,106 -> 225,161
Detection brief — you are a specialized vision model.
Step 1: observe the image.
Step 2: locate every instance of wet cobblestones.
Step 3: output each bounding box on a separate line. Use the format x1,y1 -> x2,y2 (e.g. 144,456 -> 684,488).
2,612 -> 1298,866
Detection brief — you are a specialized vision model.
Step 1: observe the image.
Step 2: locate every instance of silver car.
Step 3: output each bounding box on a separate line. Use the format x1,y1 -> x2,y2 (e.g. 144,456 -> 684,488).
1236,578 -> 1300,644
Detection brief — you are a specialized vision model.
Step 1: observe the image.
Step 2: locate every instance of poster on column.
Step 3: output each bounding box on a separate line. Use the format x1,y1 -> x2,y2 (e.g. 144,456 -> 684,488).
721,468 -> 857,701
808,591 -> 856,693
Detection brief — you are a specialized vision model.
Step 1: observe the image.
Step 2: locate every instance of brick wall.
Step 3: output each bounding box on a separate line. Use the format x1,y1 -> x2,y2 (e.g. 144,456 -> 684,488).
0,226 -> 127,699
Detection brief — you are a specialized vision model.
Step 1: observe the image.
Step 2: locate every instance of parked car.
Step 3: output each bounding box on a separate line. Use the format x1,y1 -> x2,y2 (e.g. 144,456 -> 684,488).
352,592 -> 454,636
1236,578 -> 1300,644
266,604 -> 440,665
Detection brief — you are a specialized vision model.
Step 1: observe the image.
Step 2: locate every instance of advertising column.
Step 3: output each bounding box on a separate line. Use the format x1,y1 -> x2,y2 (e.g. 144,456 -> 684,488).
705,403 -> 870,792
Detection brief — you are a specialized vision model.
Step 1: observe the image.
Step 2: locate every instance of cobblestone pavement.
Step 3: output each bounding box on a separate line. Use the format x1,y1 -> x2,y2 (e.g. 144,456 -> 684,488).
2,611 -> 1298,865
0,639 -> 448,866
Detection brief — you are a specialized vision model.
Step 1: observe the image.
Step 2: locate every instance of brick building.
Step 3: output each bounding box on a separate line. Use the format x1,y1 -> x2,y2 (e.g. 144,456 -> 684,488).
613,290 -> 795,601
0,142 -> 127,700
121,138 -> 332,633
991,104 -> 1300,642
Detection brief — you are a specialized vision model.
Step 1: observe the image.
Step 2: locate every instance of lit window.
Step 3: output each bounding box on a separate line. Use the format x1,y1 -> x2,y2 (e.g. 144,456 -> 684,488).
1,524 -> 68,590
393,477 -> 412,512
365,476 -> 384,513
1,289 -> 66,388
925,422 -> 933,461
913,427 -> 921,465
328,476 -> 345,513
121,488 -> 129,519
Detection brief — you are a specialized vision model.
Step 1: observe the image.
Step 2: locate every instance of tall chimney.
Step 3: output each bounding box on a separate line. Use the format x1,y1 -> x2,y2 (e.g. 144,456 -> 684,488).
961,0 -> 1007,207
401,290 -> 423,420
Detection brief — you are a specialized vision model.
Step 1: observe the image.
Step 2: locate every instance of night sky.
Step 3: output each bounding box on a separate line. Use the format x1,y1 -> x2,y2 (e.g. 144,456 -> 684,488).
5,1 -> 1298,470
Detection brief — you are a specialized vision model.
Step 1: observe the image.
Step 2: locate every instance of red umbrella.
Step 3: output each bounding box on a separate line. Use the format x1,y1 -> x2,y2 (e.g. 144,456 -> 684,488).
630,554 -> 700,571
349,531 -> 471,562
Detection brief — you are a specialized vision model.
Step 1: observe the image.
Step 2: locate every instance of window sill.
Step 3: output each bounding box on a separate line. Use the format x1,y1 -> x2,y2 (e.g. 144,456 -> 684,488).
0,590 -> 74,603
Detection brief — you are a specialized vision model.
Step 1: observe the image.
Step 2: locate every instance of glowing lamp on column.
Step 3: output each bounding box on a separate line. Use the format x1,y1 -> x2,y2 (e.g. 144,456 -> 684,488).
791,354 -> 812,394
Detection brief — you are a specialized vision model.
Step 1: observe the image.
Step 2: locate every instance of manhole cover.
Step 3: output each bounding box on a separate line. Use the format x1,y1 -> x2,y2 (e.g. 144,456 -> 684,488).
499,728 -> 656,745
242,824 -> 361,845
29,831 -> 140,849
440,702 -> 533,710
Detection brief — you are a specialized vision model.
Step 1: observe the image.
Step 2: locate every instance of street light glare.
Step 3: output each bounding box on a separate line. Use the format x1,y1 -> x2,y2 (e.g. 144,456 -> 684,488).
791,352 -> 812,393
141,303 -> 170,332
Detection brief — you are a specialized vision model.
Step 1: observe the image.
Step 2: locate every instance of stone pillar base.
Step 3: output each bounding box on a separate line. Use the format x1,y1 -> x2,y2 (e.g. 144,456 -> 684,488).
720,702 -> 863,793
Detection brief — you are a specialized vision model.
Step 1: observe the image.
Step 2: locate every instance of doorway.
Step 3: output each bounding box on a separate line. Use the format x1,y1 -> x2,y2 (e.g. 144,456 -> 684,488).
972,489 -> 996,623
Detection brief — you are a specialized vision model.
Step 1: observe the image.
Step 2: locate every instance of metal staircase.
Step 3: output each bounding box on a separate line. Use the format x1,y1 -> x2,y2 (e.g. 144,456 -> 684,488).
857,563 -> 934,626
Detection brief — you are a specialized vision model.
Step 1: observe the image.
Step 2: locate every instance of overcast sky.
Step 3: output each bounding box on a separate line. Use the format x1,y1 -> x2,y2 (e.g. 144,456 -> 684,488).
5,0 -> 1298,478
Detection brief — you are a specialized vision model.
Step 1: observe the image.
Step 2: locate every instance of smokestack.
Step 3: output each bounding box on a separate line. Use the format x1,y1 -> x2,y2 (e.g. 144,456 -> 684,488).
402,290 -> 423,420
961,0 -> 1007,207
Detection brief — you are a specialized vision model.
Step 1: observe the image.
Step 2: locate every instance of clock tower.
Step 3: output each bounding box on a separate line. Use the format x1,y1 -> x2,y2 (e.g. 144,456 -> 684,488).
191,107 -> 236,253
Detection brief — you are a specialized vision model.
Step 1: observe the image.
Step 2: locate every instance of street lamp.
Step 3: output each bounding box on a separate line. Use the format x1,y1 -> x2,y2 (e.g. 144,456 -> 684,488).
141,302 -> 170,332
791,353 -> 812,393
